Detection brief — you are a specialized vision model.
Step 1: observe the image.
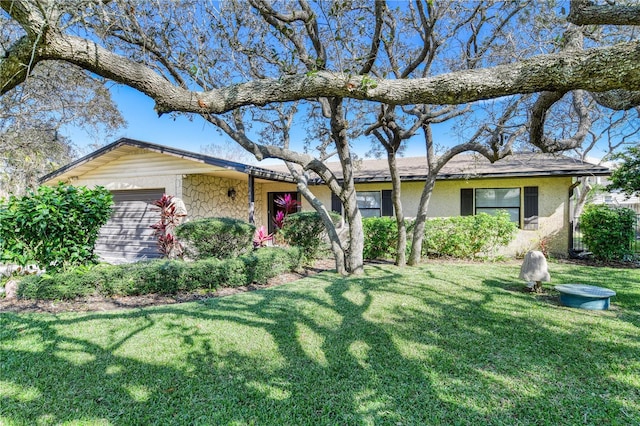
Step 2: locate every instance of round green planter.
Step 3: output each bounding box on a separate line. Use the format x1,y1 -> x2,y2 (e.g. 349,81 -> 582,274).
555,284 -> 616,310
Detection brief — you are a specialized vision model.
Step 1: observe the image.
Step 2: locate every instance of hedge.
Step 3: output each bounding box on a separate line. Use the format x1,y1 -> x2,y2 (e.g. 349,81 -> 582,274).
17,246 -> 302,300
176,217 -> 255,260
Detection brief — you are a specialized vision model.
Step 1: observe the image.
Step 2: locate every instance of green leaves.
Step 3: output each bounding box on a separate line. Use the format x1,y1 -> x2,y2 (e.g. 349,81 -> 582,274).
423,212 -> 517,259
580,204 -> 635,261
607,145 -> 640,198
17,247 -> 302,299
175,217 -> 255,260
362,216 -> 401,260
0,183 -> 113,271
280,211 -> 340,263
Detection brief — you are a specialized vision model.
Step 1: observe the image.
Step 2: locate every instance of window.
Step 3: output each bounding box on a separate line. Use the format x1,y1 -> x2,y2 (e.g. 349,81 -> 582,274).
357,191 -> 382,217
332,190 -> 393,217
460,186 -> 539,229
475,188 -> 521,223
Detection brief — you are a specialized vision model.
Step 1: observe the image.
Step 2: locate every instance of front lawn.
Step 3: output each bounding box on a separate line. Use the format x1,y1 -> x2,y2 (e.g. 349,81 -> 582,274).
1,262 -> 638,425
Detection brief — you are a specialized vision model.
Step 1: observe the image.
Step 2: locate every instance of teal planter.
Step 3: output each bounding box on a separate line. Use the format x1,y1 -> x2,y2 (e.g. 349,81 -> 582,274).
555,284 -> 616,310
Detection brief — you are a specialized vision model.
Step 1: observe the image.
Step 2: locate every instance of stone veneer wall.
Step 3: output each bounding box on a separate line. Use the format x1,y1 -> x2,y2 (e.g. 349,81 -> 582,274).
182,174 -> 264,226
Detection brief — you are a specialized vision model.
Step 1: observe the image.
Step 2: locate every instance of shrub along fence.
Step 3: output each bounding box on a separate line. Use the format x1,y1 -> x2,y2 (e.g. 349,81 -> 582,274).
570,207 -> 639,259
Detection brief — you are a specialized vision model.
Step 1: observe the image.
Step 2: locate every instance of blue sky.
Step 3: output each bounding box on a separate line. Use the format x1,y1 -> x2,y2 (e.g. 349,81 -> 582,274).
64,83 -> 616,165
64,84 -> 446,164
82,85 -> 221,153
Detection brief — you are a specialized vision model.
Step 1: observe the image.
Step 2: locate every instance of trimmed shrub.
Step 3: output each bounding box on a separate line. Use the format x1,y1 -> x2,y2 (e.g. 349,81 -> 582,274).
176,217 -> 255,260
16,266 -> 98,300
17,247 -> 302,300
0,183 -> 113,271
281,211 -> 340,262
580,204 -> 635,261
245,246 -> 303,284
362,217 -> 399,260
422,212 -> 517,259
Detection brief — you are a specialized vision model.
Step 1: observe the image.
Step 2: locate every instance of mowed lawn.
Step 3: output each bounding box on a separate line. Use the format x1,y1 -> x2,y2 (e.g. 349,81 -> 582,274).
1,262 -> 639,425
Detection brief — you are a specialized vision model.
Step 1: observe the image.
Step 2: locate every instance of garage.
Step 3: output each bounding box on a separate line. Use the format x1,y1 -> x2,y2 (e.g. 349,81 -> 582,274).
94,188 -> 165,263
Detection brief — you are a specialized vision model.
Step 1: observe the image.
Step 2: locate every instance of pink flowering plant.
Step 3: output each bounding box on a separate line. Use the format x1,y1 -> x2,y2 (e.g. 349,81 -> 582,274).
272,193 -> 301,244
274,193 -> 301,216
253,226 -> 273,248
273,210 -> 286,230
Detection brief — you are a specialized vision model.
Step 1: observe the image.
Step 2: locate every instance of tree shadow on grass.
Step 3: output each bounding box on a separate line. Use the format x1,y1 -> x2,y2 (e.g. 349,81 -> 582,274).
1,263 -> 639,424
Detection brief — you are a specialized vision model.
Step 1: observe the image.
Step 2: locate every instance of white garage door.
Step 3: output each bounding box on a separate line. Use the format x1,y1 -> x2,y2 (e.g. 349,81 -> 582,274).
95,189 -> 165,263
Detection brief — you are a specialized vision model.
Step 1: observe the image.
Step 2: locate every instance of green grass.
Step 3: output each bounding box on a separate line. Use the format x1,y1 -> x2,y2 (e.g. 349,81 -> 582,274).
1,261 -> 639,425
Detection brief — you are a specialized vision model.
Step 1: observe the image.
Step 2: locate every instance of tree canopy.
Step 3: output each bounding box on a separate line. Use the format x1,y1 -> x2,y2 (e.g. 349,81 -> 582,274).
0,13 -> 125,195
2,1 -> 640,115
608,145 -> 640,197
2,0 -> 640,272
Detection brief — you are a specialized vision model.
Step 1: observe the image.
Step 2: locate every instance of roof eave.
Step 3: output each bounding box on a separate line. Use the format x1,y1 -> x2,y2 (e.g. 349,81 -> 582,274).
40,138 -> 295,184
308,168 -> 610,185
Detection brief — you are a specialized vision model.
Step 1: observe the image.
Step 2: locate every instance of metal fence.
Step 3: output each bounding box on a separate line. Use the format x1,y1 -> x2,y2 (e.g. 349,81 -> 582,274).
570,214 -> 640,256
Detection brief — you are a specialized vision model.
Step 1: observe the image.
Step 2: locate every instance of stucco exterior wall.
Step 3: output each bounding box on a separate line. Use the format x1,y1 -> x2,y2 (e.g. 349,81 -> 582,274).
435,177 -> 571,256
284,176 -> 572,257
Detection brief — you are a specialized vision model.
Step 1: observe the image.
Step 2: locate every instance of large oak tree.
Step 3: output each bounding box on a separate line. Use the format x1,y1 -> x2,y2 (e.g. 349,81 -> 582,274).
0,13 -> 124,196
2,0 -> 640,273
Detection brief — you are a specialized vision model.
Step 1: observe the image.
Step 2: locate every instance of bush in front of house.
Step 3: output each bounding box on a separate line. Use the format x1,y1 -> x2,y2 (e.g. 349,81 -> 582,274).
17,246 -> 302,300
280,211 -> 341,262
0,183 -> 113,272
244,245 -> 304,283
422,211 -> 517,259
362,216 -> 401,260
176,217 -> 255,260
580,204 -> 635,261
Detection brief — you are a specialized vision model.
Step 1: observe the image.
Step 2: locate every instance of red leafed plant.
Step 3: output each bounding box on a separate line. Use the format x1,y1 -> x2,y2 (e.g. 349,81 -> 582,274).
275,193 -> 300,215
151,194 -> 184,259
273,193 -> 300,231
253,225 -> 273,248
273,210 -> 286,230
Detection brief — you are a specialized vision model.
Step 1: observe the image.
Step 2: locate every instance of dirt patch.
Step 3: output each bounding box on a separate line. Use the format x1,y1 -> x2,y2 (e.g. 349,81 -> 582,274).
0,260 -> 335,314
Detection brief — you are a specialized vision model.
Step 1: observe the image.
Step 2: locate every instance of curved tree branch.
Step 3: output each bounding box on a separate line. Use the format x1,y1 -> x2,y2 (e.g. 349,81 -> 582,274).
591,89 -> 640,110
529,90 -> 592,152
358,0 -> 385,75
5,1 -> 640,115
568,0 -> 640,26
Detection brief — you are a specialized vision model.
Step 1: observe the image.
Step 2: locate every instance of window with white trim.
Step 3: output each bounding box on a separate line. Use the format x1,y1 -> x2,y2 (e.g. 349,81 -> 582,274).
332,190 -> 394,217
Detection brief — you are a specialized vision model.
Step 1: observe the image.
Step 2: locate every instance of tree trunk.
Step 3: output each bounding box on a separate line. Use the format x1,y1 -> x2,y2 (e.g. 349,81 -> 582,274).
387,150 -> 406,267
330,98 -> 364,275
285,163 -> 348,275
299,184 -> 348,275
572,177 -> 594,219
408,175 -> 436,266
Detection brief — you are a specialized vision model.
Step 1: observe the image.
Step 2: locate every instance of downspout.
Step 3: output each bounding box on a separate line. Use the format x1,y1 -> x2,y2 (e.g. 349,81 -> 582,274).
568,179 -> 581,254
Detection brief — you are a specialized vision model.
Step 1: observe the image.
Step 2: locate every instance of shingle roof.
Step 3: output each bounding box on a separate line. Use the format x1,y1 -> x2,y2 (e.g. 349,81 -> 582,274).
266,153 -> 610,183
41,138 -> 609,186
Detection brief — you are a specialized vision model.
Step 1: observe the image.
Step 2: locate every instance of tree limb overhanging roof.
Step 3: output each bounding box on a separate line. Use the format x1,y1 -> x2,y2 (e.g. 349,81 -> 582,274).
40,138 -> 609,186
